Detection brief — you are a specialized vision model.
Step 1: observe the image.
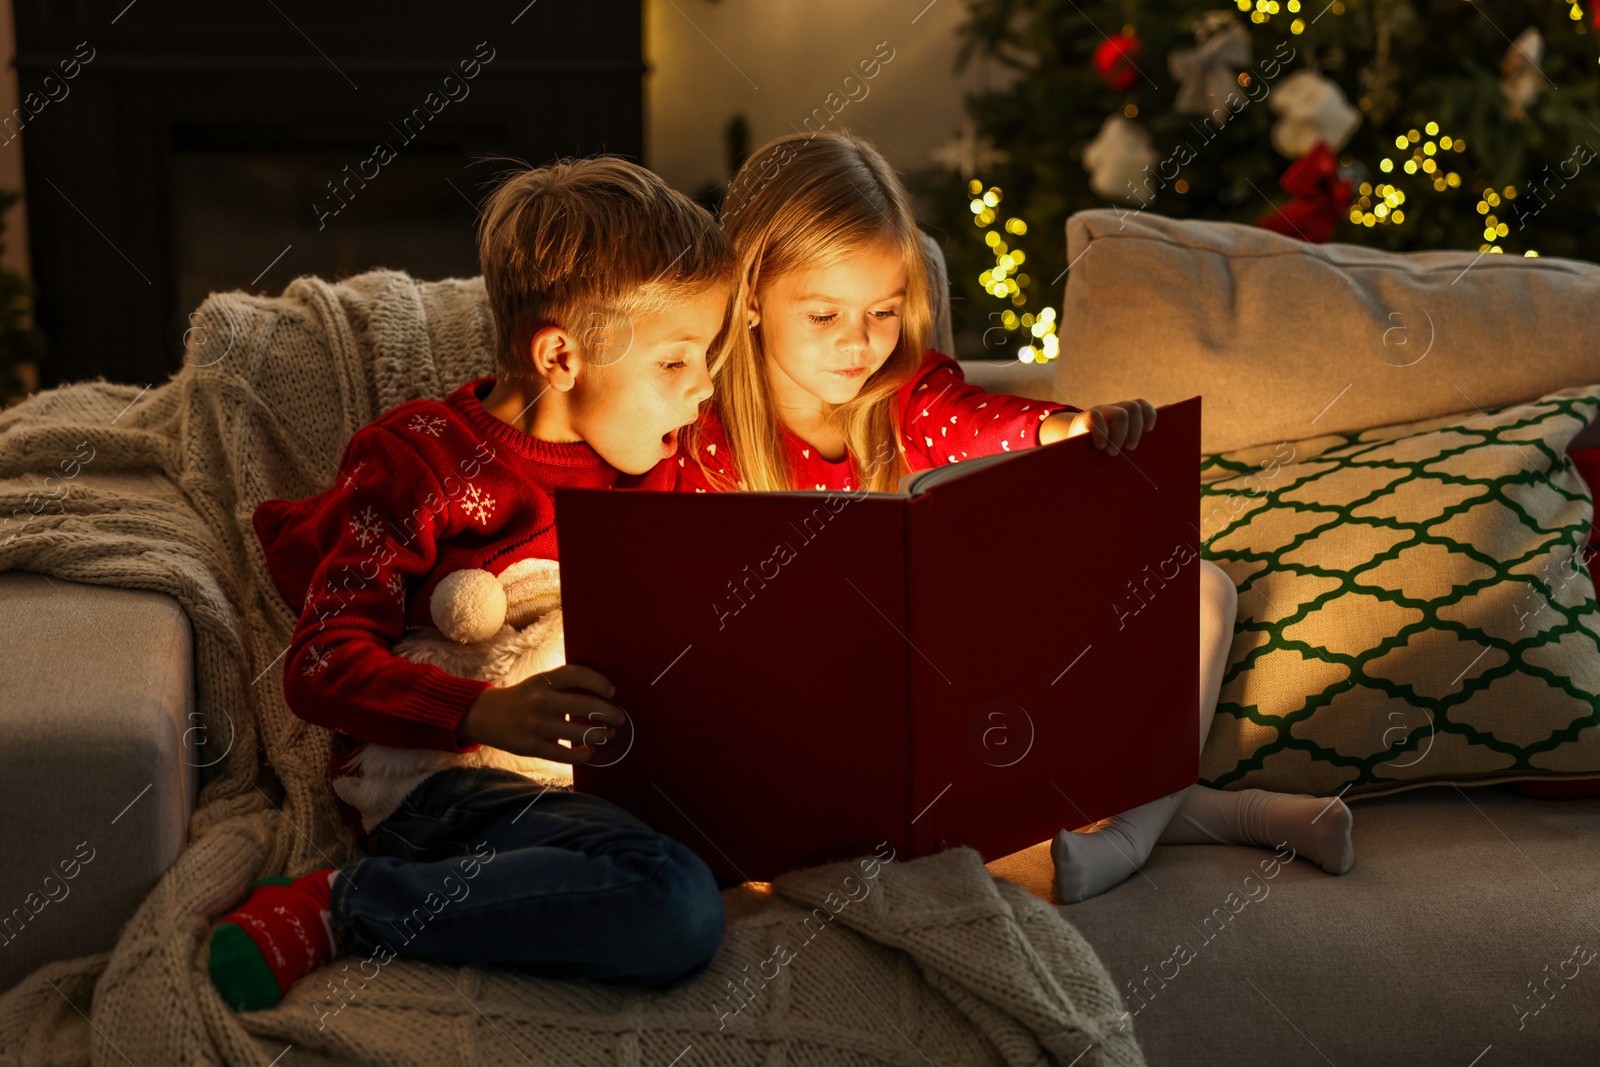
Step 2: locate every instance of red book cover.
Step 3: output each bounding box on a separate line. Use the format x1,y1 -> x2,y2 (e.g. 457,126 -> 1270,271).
556,395 -> 1201,883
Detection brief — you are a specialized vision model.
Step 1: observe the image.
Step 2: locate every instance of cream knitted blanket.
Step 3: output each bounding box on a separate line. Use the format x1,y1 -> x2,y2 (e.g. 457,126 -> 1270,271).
0,270 -> 1144,1066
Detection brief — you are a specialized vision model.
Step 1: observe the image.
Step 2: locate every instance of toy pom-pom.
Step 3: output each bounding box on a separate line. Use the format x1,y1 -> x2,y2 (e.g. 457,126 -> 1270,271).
431,568 -> 506,644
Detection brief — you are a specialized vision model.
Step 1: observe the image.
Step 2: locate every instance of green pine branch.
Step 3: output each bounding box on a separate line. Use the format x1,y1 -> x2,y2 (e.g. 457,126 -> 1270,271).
917,0 -> 1600,354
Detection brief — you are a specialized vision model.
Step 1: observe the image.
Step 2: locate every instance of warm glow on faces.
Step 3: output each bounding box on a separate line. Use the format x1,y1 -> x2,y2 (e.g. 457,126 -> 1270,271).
755,238 -> 907,410
567,285 -> 725,474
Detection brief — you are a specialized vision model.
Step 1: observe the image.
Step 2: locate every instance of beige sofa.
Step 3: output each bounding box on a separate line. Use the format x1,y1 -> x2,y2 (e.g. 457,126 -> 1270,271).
3,211 -> 1599,1067
967,209 -> 1600,1067
0,574 -> 196,993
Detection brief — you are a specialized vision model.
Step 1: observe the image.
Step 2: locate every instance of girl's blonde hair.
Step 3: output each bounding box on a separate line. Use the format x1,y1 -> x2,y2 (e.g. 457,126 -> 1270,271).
692,131 -> 933,493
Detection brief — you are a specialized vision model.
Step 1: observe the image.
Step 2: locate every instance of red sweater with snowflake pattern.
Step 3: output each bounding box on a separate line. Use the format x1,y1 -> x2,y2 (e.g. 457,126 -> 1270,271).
251,376 -> 675,833
676,349 -> 1081,492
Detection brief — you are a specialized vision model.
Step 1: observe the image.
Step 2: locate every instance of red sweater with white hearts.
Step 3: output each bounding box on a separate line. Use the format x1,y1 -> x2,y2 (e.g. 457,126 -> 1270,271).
251,376 -> 675,835
677,349 -> 1080,492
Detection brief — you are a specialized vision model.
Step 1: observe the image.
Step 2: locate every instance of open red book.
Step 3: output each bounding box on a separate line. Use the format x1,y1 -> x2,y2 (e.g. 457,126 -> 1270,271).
556,395 -> 1201,883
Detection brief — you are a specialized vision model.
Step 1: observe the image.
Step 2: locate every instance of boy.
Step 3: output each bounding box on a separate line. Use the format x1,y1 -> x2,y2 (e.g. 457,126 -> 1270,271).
209,158 -> 735,1011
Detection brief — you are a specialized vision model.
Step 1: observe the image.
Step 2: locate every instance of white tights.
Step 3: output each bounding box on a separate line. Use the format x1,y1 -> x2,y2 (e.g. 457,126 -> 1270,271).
1050,560 -> 1355,904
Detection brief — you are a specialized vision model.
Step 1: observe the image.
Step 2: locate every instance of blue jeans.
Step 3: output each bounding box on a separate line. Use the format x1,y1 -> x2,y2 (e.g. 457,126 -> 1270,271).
328,767 -> 724,987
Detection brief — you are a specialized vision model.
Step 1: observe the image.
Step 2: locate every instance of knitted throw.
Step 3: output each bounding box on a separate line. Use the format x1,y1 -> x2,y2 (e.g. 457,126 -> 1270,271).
0,270 -> 1143,1067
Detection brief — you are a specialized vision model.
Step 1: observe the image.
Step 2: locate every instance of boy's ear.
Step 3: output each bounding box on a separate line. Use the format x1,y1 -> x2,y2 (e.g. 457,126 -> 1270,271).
528,325 -> 579,392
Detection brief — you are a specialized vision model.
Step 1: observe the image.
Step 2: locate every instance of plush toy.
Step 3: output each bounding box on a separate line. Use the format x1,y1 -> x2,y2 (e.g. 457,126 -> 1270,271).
332,558 -> 579,829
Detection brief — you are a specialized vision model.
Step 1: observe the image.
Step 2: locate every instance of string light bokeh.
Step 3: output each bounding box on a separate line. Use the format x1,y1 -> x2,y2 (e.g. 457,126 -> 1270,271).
1357,120 -> 1540,255
967,178 -> 1061,363
1231,0 -> 1336,33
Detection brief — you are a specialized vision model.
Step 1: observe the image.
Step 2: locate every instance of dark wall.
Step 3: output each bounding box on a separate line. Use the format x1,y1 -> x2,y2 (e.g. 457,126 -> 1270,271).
12,1 -> 644,389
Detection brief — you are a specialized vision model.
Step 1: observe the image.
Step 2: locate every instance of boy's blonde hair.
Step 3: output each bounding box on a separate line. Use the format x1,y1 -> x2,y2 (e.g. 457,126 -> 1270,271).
692,131 -> 933,494
477,156 -> 734,377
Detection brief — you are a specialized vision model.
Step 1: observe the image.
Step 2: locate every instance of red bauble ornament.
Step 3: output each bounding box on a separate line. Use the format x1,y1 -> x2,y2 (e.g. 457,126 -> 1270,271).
1093,33 -> 1144,92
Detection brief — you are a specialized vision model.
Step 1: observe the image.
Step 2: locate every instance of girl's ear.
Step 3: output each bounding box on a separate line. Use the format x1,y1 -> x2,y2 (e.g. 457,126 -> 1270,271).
529,325 -> 578,392
745,293 -> 761,331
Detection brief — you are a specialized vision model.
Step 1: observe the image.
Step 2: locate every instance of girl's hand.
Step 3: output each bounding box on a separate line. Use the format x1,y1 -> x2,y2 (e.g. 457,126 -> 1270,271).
1048,398 -> 1156,456
457,664 -> 625,762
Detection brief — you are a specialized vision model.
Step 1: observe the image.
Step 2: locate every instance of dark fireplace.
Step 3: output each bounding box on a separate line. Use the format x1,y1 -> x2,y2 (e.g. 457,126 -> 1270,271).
13,1 -> 645,389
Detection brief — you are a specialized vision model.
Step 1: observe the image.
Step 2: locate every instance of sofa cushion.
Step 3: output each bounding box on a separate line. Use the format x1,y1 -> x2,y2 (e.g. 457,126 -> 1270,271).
1513,445 -> 1600,800
986,786 -> 1600,1067
1195,383 -> 1600,798
1569,446 -> 1600,553
1053,208 -> 1600,454
0,571 -> 197,994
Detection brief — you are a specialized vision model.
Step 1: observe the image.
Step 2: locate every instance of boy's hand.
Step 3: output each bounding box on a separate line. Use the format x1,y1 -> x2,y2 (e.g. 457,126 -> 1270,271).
1041,398 -> 1156,456
457,664 -> 625,763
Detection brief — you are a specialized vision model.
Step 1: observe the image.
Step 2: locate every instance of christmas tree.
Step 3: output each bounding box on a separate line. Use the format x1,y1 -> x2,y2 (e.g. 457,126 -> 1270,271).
919,0 -> 1600,358
0,189 -> 45,406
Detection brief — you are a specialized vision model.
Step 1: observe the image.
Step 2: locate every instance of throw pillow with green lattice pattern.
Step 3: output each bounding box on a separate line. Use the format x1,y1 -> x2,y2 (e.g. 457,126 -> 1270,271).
1197,383 -> 1600,798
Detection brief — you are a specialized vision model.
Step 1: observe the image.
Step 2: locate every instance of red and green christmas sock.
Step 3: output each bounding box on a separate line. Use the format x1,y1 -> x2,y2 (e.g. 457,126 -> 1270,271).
208,867 -> 343,1011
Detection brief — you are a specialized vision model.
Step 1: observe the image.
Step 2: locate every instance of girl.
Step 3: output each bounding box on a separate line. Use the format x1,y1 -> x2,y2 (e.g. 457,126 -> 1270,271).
681,130 -> 1355,903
